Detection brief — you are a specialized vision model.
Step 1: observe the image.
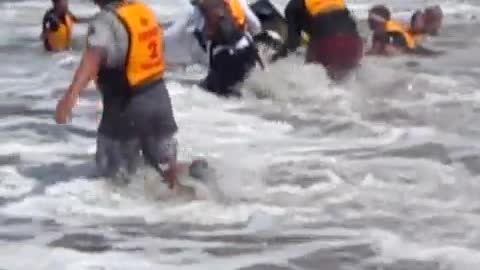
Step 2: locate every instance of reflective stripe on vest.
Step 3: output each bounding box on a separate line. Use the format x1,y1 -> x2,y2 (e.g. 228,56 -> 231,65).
385,20 -> 416,49
46,14 -> 74,51
305,0 -> 346,16
228,0 -> 246,30
115,1 -> 165,87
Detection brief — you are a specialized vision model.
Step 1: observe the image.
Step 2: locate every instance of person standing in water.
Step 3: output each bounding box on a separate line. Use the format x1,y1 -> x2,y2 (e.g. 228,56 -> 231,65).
189,0 -> 263,97
270,0 -> 363,81
55,0 -> 201,189
41,0 -> 91,52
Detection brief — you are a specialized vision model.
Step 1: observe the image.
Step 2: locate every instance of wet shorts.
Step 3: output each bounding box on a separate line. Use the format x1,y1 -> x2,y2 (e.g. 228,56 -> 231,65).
95,134 -> 178,181
95,80 -> 178,182
306,33 -> 363,80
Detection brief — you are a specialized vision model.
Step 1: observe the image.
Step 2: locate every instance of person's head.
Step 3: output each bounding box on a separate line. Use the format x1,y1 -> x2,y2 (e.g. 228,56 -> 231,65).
52,0 -> 68,14
368,5 -> 390,31
191,0 -> 228,17
410,10 -> 426,33
92,0 -> 120,8
424,5 -> 443,35
191,0 -> 232,38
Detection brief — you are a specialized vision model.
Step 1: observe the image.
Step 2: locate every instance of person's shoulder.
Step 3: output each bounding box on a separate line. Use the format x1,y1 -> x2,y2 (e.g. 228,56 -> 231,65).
97,8 -> 122,22
87,10 -> 117,30
89,9 -> 110,23
86,9 -> 124,47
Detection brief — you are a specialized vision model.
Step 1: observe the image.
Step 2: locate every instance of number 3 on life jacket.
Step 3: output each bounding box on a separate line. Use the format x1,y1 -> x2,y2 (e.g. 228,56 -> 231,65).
114,1 -> 166,88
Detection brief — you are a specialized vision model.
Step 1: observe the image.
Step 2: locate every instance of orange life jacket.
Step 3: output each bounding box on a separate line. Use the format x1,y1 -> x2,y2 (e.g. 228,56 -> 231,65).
385,20 -> 417,49
228,0 -> 246,30
305,0 -> 346,17
114,1 -> 165,87
46,13 -> 74,51
198,0 -> 247,45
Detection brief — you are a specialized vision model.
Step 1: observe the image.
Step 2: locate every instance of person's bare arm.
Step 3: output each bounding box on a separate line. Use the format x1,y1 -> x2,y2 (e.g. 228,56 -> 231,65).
366,32 -> 388,55
55,47 -> 103,124
366,40 -> 385,55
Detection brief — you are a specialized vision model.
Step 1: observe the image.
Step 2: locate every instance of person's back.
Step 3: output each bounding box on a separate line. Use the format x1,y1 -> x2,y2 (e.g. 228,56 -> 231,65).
273,0 -> 362,81
41,0 -> 75,52
303,0 -> 357,38
54,0 -> 177,185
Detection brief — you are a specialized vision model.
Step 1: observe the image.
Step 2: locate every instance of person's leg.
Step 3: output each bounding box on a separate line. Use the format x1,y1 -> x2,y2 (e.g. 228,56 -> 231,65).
306,34 -> 363,81
120,137 -> 142,176
141,135 -> 212,188
327,34 -> 363,81
95,134 -> 140,184
141,135 -> 179,188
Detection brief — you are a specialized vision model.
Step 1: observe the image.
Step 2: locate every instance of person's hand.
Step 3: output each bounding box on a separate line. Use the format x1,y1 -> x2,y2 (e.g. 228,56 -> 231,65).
55,93 -> 76,124
55,98 -> 71,124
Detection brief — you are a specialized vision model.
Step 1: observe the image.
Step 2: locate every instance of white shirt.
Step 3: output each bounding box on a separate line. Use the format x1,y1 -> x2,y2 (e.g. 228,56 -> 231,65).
177,0 -> 262,36
164,0 -> 262,65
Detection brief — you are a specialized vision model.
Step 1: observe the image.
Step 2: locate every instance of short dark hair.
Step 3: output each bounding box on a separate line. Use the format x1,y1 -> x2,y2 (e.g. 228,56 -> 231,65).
425,5 -> 443,17
370,5 -> 391,20
94,0 -> 121,5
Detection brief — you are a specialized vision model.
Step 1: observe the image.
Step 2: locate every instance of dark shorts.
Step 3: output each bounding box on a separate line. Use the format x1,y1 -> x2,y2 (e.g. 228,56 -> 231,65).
99,80 -> 178,139
306,34 -> 363,80
201,43 -> 257,97
96,80 -> 178,181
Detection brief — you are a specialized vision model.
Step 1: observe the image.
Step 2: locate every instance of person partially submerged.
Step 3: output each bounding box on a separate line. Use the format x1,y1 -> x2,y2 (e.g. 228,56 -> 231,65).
190,0 -> 264,97
270,0 -> 363,81
367,5 -> 443,56
403,5 -> 444,45
41,0 -> 91,52
55,0 -> 206,190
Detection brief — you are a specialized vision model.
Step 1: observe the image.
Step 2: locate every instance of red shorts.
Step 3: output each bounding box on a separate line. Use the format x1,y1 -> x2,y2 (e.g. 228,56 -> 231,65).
306,34 -> 363,80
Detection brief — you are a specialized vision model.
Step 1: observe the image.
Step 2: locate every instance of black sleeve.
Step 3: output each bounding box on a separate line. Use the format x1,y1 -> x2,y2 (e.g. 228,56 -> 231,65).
270,0 -> 305,61
284,0 -> 305,52
42,10 -> 60,32
193,28 -> 207,52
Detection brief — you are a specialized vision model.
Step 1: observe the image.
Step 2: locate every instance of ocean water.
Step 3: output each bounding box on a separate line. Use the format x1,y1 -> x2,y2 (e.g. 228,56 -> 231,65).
1,0 -> 480,269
